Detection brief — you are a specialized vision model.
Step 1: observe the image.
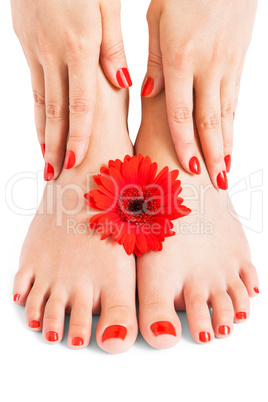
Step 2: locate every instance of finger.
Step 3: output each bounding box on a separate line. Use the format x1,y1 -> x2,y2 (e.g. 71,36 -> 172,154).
220,77 -> 236,173
66,48 -> 99,169
195,78 -> 228,190
31,63 -> 46,158
44,64 -> 69,181
141,6 -> 164,97
100,1 -> 132,89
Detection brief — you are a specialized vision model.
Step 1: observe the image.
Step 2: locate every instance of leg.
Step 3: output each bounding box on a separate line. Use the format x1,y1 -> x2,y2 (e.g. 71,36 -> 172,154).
13,66 -> 138,353
135,91 -> 259,348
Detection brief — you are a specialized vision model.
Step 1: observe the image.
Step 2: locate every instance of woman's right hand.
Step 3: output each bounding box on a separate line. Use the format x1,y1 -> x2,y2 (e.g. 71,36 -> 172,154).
11,0 -> 131,180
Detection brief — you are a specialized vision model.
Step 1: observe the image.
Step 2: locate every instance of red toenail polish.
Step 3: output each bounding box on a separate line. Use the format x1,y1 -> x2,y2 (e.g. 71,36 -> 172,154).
150,321 -> 176,337
141,77 -> 154,97
46,331 -> 59,342
44,163 -> 54,181
254,287 -> 259,294
236,312 -> 247,320
189,156 -> 201,175
217,170 -> 228,190
219,325 -> 231,335
13,294 -> 20,302
64,150 -> 76,170
102,325 -> 127,342
28,320 -> 40,329
199,331 -> 211,342
72,337 -> 84,346
40,144 -> 45,158
116,68 -> 132,88
224,155 -> 231,173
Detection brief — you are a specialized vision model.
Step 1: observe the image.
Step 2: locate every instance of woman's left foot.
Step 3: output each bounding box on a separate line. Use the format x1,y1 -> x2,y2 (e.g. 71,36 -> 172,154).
135,92 -> 259,349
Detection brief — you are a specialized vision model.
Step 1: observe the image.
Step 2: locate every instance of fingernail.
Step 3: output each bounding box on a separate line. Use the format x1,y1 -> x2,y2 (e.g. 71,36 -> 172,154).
40,144 -> 45,158
44,163 -> 54,181
217,170 -> 228,190
28,320 -> 40,329
13,294 -> 20,302
64,150 -> 76,170
224,155 -> 231,173
72,337 -> 84,346
150,321 -> 176,336
254,287 -> 259,294
116,68 -> 132,88
102,325 -> 127,342
189,156 -> 201,175
46,331 -> 59,342
199,331 -> 211,343
219,325 -> 231,335
235,312 -> 247,320
141,77 -> 154,97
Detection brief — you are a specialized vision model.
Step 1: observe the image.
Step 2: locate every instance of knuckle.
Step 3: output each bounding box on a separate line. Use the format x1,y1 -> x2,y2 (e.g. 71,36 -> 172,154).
148,50 -> 162,70
199,114 -> 221,131
46,103 -> 65,121
166,45 -> 194,70
168,106 -> 192,125
68,132 -> 89,146
209,154 -> 224,166
221,103 -> 233,119
33,90 -> 45,106
101,41 -> 125,61
69,98 -> 91,116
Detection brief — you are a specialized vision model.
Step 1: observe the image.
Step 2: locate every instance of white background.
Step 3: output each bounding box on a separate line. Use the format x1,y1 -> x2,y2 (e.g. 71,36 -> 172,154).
0,0 -> 267,401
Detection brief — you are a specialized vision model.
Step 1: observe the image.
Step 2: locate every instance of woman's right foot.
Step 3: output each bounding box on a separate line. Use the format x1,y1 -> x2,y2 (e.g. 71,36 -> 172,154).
13,67 -> 138,353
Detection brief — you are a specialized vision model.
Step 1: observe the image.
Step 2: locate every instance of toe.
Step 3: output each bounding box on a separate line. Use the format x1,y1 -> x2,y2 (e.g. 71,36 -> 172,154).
184,285 -> 214,344
228,279 -> 250,323
239,264 -> 259,297
67,292 -> 93,349
42,290 -> 67,344
96,283 -> 138,354
138,271 -> 181,350
210,290 -> 234,338
25,282 -> 48,331
13,267 -> 34,305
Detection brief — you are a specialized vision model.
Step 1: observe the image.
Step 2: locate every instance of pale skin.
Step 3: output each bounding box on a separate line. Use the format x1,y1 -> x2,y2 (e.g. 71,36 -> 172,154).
13,66 -> 259,351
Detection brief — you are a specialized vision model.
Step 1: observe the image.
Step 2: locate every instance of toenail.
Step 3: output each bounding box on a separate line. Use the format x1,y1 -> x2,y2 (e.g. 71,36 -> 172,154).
254,287 -> 259,294
102,325 -> 127,342
28,320 -> 40,329
235,312 -> 247,320
46,331 -> 59,342
219,325 -> 231,335
13,294 -> 20,302
199,332 -> 211,343
150,321 -> 176,337
72,337 -> 84,346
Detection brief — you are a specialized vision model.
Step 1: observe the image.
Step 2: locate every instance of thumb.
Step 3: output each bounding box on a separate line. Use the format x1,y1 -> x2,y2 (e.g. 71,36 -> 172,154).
141,10 -> 164,97
100,2 -> 132,89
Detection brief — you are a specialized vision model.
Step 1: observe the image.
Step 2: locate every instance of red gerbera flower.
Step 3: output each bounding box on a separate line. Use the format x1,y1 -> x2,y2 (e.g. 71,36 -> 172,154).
84,154 -> 191,257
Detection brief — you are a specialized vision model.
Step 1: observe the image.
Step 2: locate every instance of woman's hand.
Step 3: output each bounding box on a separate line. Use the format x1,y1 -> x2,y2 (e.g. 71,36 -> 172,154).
142,0 -> 258,189
11,0 -> 131,181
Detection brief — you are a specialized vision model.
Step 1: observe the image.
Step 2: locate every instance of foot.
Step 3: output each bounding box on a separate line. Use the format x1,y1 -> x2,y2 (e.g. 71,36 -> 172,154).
135,91 -> 259,349
13,67 -> 138,353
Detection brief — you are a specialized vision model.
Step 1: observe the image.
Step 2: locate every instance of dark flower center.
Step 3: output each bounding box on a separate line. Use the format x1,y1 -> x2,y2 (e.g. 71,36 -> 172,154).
127,199 -> 145,214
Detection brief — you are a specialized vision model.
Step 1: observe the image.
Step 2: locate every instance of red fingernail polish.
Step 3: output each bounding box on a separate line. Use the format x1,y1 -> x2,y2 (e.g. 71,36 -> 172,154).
233,112 -> 235,120
64,150 -> 76,170
13,294 -> 20,302
72,337 -> 84,346
219,325 -> 231,335
224,155 -> 231,173
44,163 -> 54,181
254,287 -> 259,294
141,77 -> 154,97
40,144 -> 45,158
235,312 -> 247,320
116,68 -> 132,88
28,320 -> 40,329
150,321 -> 176,336
46,331 -> 59,342
199,331 -> 211,342
102,325 -> 127,342
217,170 -> 228,190
189,156 -> 201,175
